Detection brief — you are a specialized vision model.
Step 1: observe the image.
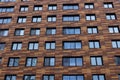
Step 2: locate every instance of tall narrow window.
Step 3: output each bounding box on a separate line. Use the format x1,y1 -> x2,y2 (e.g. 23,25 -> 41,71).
63,57 -> 83,66
115,56 -> 120,65
90,56 -> 103,66
63,41 -> 82,49
0,29 -> 8,36
0,43 -> 5,50
44,57 -> 55,66
89,40 -> 100,48
26,57 -> 37,66
8,57 -> 19,67
12,42 -> 22,50
28,42 -> 39,50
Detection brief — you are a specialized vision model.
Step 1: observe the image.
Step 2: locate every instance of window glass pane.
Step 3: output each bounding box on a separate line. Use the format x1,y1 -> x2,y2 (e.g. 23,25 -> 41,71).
77,76 -> 84,80
97,57 -> 102,65
117,41 -> 120,48
75,28 -> 80,34
50,58 -> 55,66
70,58 -> 75,66
89,42 -> 94,48
45,58 -> 49,66
46,43 -> 50,49
18,43 -> 22,50
13,43 -> 17,50
14,58 -> 19,66
99,75 -> 105,80
95,42 -> 100,48
52,29 -> 56,34
63,76 -> 69,80
29,43 -> 33,50
12,76 -> 16,80
50,76 -> 54,80
109,27 -> 113,33
70,76 -> 76,80
36,29 -> 40,35
93,28 -> 97,33
63,58 -> 69,66
9,59 -> 14,66
111,15 -> 115,19
76,58 -> 82,66
93,75 -> 98,80
44,76 -> 48,80
51,43 -> 55,49
34,43 -> 38,49
114,27 -> 119,33
112,41 -> 117,48
26,58 -> 31,66
32,58 -> 37,66
20,30 -> 24,35
75,42 -> 81,49
91,57 -> 96,65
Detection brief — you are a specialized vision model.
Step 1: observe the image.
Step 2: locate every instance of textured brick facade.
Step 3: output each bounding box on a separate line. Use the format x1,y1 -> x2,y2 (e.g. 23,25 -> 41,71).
0,0 -> 120,80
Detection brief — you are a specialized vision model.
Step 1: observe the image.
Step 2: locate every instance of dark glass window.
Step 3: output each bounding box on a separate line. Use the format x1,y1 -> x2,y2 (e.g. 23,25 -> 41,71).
0,42 -> 5,50
43,75 -> 55,80
44,57 -> 55,66
14,29 -> 24,36
8,57 -> 19,67
30,28 -> 40,36
26,57 -> 37,66
46,28 -> 56,35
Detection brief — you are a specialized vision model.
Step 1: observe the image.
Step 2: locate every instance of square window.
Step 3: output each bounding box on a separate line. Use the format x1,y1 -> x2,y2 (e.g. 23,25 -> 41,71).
0,29 -> 8,36
20,6 -> 28,12
44,57 -> 55,66
108,26 -> 119,33
46,28 -> 56,35
87,27 -> 98,34
17,17 -> 26,23
89,40 -> 100,48
92,74 -> 105,80
5,75 -> 16,80
106,13 -> 116,20
26,57 -> 37,66
28,42 -> 39,50
34,5 -> 42,11
48,5 -> 57,10
104,2 -> 113,8
24,75 -> 36,80
11,42 -> 22,50
30,28 -> 40,36
32,16 -> 41,22
8,57 -> 19,67
0,43 -> 5,50
45,41 -> 55,50
112,40 -> 120,48
86,14 -> 96,21
85,3 -> 94,9
90,56 -> 103,66
14,29 -> 24,36
48,16 -> 56,22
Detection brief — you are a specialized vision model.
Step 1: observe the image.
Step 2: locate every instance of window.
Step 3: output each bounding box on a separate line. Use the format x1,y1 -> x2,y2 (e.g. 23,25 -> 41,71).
48,5 -> 57,10
45,41 -> 55,50
85,3 -> 94,9
30,28 -> 40,36
26,57 -> 37,66
86,14 -> 96,21
21,0 -> 29,2
63,75 -> 84,80
0,0 -> 16,2
115,56 -> 120,65
63,4 -> 79,10
8,57 -> 19,67
12,42 -> 22,50
104,2 -> 113,8
46,28 -> 56,35
0,7 -> 14,12
24,75 -> 35,80
87,27 -> 98,34
0,43 -> 5,50
5,75 -> 16,80
34,5 -> 42,11
44,57 -> 55,66
0,29 -> 8,36
89,40 -> 100,48
32,16 -> 41,23
106,13 -> 116,20
108,26 -> 119,33
0,58 -> 1,63
43,75 -> 54,80
92,74 -> 105,80
20,6 -> 28,12
63,15 -> 80,21
14,29 -> 24,36
112,40 -> 120,48
63,57 -> 83,66
0,17 -> 11,24
119,75 -> 120,80
47,16 -> 56,22
63,27 -> 80,34
90,56 -> 103,66
63,41 -> 82,49
28,42 -> 39,50
17,17 -> 26,23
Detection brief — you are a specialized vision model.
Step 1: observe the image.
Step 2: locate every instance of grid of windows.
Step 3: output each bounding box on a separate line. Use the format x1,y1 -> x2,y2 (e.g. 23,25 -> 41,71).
14,29 -> 24,36
28,42 -> 39,50
5,75 -> 16,80
63,75 -> 84,80
63,41 -> 82,49
0,7 -> 14,12
44,57 -> 55,66
63,27 -> 80,35
63,57 -> 83,66
8,57 -> 19,67
43,75 -> 54,80
48,5 -> 57,10
0,29 -> 8,36
0,17 -> 11,24
90,56 -> 103,66
26,57 -> 37,66
34,5 -> 42,11
63,15 -> 80,21
63,4 -> 79,10
89,40 -> 100,48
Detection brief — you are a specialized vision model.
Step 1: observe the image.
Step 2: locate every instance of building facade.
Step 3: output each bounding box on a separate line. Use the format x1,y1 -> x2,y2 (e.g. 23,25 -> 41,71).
0,0 -> 120,80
